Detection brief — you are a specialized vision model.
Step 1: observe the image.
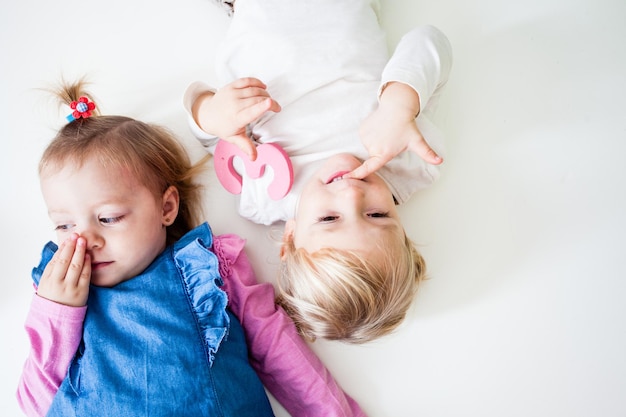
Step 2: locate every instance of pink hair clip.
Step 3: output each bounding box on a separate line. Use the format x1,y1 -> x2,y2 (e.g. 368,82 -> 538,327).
66,96 -> 96,122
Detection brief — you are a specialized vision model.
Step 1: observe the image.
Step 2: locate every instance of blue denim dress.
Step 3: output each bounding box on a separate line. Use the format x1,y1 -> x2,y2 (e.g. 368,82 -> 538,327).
32,223 -> 275,417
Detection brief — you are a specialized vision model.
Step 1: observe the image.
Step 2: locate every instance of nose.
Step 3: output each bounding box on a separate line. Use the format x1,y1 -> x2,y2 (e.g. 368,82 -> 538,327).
329,182 -> 368,220
78,228 -> 104,250
334,179 -> 366,202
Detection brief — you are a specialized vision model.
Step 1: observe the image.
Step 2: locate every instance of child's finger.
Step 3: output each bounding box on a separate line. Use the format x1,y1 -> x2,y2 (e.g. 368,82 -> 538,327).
407,136 -> 443,165
344,155 -> 389,180
232,77 -> 267,90
42,234 -> 79,283
79,253 -> 92,287
229,134 -> 259,161
238,86 -> 273,100
240,97 -> 281,123
239,96 -> 281,117
73,253 -> 91,306
64,236 -> 88,287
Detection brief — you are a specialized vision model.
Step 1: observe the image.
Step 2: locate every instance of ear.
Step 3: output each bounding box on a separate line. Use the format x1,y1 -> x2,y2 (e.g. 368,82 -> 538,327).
280,219 -> 296,260
161,185 -> 180,226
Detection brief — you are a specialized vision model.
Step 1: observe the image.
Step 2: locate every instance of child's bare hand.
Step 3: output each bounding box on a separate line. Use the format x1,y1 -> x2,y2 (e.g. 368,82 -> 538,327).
345,82 -> 442,179
193,77 -> 281,160
37,233 -> 91,307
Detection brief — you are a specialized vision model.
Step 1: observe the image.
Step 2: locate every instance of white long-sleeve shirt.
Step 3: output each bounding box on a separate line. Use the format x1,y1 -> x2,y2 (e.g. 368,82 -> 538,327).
184,0 -> 452,225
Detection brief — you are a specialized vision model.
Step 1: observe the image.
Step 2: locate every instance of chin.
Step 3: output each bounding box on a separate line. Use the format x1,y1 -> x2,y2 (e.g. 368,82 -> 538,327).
90,275 -> 123,288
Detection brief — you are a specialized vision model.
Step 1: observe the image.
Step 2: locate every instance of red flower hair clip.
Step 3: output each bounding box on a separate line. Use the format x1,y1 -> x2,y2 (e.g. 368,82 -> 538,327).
66,96 -> 96,122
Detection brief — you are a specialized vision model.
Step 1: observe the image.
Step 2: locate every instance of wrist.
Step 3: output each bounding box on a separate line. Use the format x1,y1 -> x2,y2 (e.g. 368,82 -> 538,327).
192,91 -> 216,132
380,82 -> 421,118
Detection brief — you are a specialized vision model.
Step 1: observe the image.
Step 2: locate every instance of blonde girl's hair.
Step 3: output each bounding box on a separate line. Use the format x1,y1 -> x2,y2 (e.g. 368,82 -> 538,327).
39,78 -> 209,246
276,234 -> 426,344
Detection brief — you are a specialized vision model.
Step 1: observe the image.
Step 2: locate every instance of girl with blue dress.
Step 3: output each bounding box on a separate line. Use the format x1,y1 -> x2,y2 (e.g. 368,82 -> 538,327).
16,79 -> 366,417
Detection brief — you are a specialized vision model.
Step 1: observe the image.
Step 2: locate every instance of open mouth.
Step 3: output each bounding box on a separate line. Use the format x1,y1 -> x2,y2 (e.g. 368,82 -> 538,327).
326,171 -> 350,184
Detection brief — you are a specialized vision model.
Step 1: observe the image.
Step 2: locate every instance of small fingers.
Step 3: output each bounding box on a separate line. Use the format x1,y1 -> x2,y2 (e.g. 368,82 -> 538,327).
229,134 -> 259,161
237,89 -> 282,114
344,155 -> 388,179
43,234 -> 78,282
237,97 -> 281,126
37,234 -> 91,306
64,236 -> 88,287
78,253 -> 92,289
231,77 -> 267,90
236,86 -> 272,99
248,96 -> 281,114
408,136 -> 443,165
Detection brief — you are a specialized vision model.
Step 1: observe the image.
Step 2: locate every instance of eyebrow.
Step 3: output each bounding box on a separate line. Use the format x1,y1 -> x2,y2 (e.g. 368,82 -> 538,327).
310,218 -> 402,235
47,210 -> 70,219
47,198 -> 129,215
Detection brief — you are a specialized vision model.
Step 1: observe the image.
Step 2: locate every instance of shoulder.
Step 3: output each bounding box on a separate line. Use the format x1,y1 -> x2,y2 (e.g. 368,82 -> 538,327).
212,234 -> 248,279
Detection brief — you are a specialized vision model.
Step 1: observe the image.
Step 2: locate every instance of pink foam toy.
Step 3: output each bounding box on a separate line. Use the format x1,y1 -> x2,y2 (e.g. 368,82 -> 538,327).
213,140 -> 294,200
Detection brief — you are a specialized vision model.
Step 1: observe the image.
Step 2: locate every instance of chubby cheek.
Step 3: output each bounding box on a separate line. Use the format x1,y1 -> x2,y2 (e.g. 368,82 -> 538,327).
292,229 -> 323,252
144,224 -> 169,253
294,193 -> 323,223
54,230 -> 68,244
290,218 -> 312,249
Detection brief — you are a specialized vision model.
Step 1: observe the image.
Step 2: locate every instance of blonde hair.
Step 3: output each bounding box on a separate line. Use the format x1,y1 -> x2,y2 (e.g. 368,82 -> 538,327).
39,78 -> 209,246
277,234 -> 426,344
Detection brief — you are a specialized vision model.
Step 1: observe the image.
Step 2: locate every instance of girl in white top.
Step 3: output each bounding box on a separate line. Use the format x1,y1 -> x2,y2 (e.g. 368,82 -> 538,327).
185,0 -> 453,343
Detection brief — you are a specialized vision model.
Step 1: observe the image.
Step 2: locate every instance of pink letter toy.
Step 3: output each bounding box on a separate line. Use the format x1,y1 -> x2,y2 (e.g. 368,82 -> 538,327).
213,140 -> 294,200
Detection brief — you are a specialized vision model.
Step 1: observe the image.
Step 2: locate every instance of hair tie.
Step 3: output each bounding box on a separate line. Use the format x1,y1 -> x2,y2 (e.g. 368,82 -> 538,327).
66,96 -> 96,122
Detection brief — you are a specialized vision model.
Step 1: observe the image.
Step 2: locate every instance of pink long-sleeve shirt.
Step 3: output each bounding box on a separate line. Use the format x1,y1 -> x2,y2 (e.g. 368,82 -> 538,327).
17,234 -> 366,417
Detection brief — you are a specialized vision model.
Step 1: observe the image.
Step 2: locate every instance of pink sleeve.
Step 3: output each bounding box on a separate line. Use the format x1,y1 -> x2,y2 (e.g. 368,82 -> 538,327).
213,235 -> 367,417
16,294 -> 86,417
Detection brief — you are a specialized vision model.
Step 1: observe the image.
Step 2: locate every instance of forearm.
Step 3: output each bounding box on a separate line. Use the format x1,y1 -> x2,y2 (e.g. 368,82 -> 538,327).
215,235 -> 366,417
244,300 -> 365,417
182,81 -> 220,151
192,91 -> 217,134
380,25 -> 453,112
16,294 -> 85,417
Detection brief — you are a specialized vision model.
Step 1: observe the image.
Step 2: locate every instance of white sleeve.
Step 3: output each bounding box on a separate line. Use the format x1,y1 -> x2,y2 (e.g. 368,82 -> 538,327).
182,81 -> 220,153
379,25 -> 453,113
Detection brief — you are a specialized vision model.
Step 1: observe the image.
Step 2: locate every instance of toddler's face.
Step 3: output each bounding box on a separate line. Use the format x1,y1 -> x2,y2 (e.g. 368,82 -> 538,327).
40,157 -> 172,287
287,153 -> 405,255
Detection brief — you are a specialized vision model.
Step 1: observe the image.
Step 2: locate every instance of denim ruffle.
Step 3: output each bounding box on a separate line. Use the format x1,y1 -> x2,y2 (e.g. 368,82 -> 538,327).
172,223 -> 230,366
31,241 -> 58,287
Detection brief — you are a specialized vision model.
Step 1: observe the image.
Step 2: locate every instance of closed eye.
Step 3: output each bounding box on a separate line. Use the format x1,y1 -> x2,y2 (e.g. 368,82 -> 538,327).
316,215 -> 339,223
54,224 -> 74,231
368,212 -> 389,218
100,216 -> 124,225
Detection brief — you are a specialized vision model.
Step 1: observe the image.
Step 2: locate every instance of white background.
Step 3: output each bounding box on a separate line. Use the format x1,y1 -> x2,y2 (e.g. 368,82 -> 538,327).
2,0 -> 626,416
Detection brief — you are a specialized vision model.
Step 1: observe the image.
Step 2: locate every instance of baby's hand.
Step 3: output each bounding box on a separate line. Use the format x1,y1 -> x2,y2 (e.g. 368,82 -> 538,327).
193,77 -> 281,160
36,233 -> 91,307
345,82 -> 442,179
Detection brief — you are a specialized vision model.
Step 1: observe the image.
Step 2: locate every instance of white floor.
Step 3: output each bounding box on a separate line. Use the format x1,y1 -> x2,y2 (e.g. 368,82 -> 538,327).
2,0 -> 625,416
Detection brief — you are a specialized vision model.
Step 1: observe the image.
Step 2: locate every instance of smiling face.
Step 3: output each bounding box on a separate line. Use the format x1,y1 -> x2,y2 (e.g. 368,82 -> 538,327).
40,157 -> 179,287
286,153 -> 405,256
